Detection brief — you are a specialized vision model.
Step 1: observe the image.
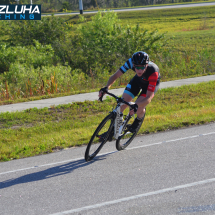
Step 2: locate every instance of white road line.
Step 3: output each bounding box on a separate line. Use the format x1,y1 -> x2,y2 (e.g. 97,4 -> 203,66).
0,131 -> 215,176
50,177 -> 215,215
127,132 -> 215,151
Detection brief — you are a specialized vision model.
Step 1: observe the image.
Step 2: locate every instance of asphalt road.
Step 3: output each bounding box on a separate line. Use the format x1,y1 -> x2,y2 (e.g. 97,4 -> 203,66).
0,123 -> 215,215
43,2 -> 215,16
0,75 -> 215,113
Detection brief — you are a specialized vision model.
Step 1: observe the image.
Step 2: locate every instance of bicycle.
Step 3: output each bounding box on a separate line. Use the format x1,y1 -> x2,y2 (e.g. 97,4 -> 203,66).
84,90 -> 145,162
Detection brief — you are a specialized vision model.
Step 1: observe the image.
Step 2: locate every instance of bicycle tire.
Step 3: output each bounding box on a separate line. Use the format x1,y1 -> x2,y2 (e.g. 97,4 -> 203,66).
116,114 -> 145,151
85,113 -> 115,162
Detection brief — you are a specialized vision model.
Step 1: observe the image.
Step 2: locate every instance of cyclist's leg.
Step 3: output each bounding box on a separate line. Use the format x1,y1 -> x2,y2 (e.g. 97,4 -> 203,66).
128,84 -> 159,132
120,93 -> 133,113
135,84 -> 160,118
135,95 -> 147,118
128,95 -> 146,133
120,75 -> 141,113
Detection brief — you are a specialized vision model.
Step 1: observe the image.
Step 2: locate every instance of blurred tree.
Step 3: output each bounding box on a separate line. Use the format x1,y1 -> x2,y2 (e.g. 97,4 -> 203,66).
62,1 -> 70,10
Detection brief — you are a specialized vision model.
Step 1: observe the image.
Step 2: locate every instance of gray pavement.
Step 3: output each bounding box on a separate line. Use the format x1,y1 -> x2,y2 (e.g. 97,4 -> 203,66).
0,123 -> 215,215
0,75 -> 215,113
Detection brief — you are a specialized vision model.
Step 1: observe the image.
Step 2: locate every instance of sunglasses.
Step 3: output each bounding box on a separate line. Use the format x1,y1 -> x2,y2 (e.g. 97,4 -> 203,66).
134,65 -> 146,70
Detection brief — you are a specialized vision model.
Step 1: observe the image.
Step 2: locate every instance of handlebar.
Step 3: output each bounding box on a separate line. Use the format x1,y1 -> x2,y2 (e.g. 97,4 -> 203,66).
99,90 -> 134,109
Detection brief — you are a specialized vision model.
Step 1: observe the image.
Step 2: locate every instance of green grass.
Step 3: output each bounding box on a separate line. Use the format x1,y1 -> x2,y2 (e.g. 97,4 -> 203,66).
0,81 -> 214,161
62,5 -> 215,32
58,5 -> 215,34
168,29 -> 215,50
117,5 -> 215,32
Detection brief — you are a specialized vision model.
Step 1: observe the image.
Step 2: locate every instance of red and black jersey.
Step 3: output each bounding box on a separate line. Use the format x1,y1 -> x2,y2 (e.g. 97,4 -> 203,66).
119,59 -> 160,93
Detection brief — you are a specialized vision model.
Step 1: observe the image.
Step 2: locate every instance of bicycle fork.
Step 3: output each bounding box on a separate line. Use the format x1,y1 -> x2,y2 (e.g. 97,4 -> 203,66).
113,102 -> 135,139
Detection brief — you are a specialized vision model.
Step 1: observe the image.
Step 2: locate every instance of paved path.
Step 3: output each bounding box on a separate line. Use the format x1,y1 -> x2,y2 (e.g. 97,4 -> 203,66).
43,2 -> 215,16
0,75 -> 215,113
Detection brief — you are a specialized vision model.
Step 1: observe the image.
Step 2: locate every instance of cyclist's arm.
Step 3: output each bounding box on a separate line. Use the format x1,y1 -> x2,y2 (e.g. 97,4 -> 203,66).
136,91 -> 154,108
99,70 -> 123,98
104,58 -> 132,89
129,90 -> 154,115
105,69 -> 124,89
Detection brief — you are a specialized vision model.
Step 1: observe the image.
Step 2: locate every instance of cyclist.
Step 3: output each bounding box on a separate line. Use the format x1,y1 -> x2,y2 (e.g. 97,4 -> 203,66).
99,51 -> 160,133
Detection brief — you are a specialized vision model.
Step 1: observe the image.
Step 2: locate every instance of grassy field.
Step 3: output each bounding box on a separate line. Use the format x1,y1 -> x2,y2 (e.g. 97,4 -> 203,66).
0,81 -> 214,161
63,5 -> 215,33
117,6 -> 215,32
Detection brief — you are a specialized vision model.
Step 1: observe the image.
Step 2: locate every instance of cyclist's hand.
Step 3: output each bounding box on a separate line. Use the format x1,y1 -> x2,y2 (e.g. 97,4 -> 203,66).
129,103 -> 138,115
99,86 -> 108,98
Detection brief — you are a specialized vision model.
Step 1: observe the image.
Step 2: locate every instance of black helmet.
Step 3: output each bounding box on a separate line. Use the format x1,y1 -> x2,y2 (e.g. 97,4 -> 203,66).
132,51 -> 149,65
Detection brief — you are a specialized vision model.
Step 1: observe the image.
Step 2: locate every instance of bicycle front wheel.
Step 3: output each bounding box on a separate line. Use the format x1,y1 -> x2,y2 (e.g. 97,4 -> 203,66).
85,113 -> 115,162
116,115 -> 144,151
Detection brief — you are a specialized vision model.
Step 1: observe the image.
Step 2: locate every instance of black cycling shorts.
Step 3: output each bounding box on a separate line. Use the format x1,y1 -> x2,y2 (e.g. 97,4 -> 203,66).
124,75 -> 160,99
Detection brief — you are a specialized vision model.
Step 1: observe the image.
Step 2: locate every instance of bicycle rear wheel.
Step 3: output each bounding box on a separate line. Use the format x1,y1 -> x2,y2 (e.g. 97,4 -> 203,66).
116,114 -> 145,151
85,113 -> 115,162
